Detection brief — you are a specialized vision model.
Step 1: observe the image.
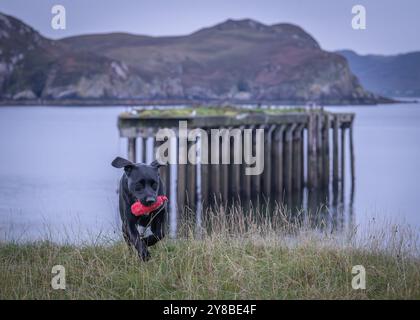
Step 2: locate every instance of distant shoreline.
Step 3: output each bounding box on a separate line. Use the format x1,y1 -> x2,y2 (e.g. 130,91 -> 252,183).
0,97 -> 410,107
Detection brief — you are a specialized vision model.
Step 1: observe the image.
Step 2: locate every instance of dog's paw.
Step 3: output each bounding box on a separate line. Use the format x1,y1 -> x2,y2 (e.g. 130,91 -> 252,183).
139,250 -> 151,262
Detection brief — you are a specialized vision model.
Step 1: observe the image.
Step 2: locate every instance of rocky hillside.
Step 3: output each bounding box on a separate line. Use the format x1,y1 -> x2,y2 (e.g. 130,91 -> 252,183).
338,50 -> 420,98
0,12 -> 387,104
0,13 -> 141,101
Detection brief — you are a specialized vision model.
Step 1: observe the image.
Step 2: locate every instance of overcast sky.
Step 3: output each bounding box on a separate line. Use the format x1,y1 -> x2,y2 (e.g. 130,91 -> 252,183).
0,0 -> 418,55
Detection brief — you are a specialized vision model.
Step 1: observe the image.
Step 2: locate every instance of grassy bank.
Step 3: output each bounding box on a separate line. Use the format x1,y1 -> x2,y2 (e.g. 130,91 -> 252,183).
1,208 -> 419,299
128,105 -> 307,118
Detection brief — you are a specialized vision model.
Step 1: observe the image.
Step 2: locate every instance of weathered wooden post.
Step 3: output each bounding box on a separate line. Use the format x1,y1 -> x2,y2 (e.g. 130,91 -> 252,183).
307,112 -> 318,189
349,121 -> 355,184
292,124 -> 304,191
331,115 -> 340,206
262,125 -> 275,198
165,155 -> 171,215
241,125 -> 253,205
341,124 -> 346,186
186,139 -> 196,213
155,137 -> 170,200
220,127 -> 229,204
300,126 -> 305,188
229,127 -> 242,204
209,128 -> 221,207
284,124 -> 296,197
272,126 -> 285,203
138,136 -> 146,163
127,137 -> 136,163
322,113 -> 330,188
177,134 -> 187,216
155,134 -> 171,228
200,130 -> 209,212
316,113 -> 323,184
332,115 -> 339,186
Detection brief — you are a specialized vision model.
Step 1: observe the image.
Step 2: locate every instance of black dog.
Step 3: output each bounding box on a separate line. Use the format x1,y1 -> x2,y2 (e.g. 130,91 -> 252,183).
112,156 -> 167,261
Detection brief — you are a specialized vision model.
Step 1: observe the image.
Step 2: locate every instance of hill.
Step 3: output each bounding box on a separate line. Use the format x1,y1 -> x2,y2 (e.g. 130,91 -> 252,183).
0,12 -> 387,104
338,50 -> 420,98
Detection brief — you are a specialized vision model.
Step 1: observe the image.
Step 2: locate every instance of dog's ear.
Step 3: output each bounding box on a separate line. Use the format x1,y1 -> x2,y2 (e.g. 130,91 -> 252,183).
112,157 -> 134,170
150,159 -> 166,168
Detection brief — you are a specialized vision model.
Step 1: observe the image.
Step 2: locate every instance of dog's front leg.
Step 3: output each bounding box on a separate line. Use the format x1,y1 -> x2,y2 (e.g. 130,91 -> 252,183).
142,210 -> 165,247
125,222 -> 150,261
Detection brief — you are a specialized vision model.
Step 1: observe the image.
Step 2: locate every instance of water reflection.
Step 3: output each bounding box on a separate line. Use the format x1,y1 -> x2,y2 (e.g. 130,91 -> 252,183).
170,163 -> 355,238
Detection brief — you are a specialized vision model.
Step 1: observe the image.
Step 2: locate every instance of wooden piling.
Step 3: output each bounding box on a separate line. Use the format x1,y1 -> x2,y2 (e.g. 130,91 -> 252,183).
262,125 -> 275,198
316,113 -> 323,184
300,128 -> 305,188
241,126 -> 252,204
177,136 -> 187,215
152,135 -> 171,221
163,170 -> 170,209
155,138 -> 170,197
127,137 -> 136,163
349,121 -> 355,184
166,159 -> 173,216
220,128 -> 229,204
209,129 -> 220,207
332,115 -> 339,186
284,124 -> 296,195
322,113 -> 330,188
138,136 -> 146,163
307,112 -> 318,189
272,126 -> 285,202
186,140 -> 196,213
292,124 -> 304,191
229,127 -> 241,203
200,131 -> 209,211
341,125 -> 346,185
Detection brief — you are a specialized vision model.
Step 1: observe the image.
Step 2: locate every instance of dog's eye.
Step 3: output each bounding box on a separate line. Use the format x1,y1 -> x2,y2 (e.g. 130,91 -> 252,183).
135,180 -> 145,190
151,182 -> 158,190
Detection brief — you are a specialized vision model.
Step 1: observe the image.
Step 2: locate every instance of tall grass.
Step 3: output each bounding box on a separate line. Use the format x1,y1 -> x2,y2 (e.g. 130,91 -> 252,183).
0,204 -> 419,299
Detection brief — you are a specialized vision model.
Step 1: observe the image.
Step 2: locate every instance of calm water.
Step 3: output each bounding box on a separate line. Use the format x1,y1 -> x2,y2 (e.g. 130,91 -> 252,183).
0,103 -> 419,242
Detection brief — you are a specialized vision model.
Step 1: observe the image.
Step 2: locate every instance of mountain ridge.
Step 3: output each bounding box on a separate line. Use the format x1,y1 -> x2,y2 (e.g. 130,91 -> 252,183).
0,12 -> 389,105
338,49 -> 420,98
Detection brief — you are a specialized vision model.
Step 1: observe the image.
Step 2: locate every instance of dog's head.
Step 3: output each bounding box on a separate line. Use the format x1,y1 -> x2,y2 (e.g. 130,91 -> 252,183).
112,156 -> 165,206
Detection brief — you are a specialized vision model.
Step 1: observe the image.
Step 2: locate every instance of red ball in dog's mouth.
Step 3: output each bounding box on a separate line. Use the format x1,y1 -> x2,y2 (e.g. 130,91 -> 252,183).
130,195 -> 168,216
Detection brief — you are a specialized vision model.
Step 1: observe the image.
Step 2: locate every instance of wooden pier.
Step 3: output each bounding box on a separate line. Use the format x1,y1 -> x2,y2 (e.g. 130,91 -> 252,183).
118,107 -> 355,232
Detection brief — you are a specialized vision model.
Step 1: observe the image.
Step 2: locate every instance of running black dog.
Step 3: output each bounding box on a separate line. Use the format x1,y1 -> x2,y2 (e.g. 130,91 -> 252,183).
112,156 -> 167,261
